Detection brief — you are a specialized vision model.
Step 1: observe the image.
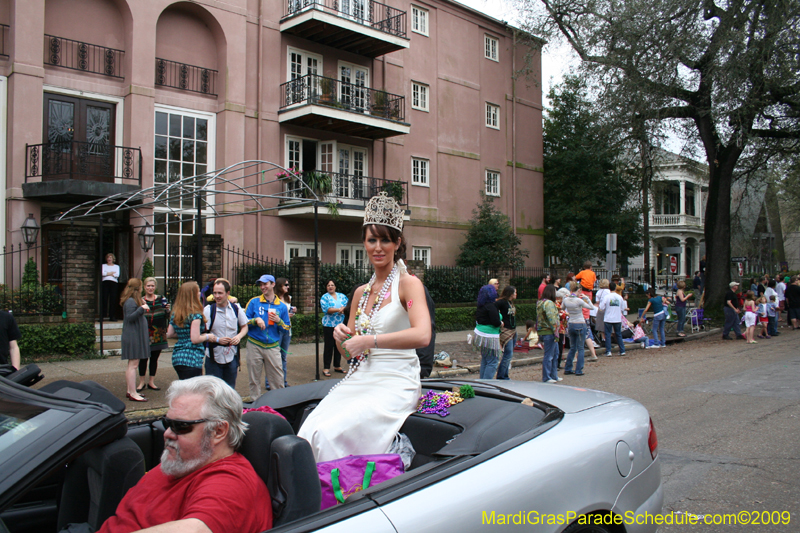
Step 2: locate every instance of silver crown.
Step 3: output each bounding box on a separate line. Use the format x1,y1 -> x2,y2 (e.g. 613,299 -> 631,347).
363,192 -> 404,232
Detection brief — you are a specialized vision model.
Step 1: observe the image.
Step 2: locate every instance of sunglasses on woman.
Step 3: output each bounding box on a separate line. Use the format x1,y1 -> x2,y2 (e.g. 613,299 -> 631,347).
161,416 -> 209,435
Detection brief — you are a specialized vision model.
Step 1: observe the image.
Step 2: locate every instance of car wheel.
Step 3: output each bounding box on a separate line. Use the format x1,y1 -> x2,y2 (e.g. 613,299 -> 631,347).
562,519 -> 613,533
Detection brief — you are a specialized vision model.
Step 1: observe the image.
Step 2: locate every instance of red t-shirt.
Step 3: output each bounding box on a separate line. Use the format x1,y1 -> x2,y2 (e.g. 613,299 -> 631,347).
99,453 -> 272,533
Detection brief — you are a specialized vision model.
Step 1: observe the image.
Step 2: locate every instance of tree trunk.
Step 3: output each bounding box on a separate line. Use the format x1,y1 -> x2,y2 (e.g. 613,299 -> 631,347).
702,144 -> 742,314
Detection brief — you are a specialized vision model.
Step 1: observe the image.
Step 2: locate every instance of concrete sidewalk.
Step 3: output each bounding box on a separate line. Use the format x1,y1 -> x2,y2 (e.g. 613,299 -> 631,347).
30,321 -> 718,415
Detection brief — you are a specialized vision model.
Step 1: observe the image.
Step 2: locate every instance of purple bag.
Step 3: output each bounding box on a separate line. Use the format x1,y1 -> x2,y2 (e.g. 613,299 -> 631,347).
317,454 -> 405,510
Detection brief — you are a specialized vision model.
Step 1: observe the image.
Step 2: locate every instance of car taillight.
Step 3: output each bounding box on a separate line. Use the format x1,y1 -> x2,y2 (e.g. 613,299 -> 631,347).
648,417 -> 658,459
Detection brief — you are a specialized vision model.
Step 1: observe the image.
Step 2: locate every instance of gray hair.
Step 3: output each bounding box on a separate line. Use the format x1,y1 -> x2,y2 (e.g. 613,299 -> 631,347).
166,376 -> 248,450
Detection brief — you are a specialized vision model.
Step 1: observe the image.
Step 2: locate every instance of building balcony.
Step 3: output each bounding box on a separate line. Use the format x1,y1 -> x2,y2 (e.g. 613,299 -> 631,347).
22,142 -> 142,202
44,35 -> 124,78
277,171 -> 408,220
650,214 -> 703,228
279,74 -> 409,139
280,0 -> 408,58
155,58 -> 217,96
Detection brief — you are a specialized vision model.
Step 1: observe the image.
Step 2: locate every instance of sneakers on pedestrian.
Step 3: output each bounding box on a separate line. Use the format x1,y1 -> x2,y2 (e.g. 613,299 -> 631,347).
587,356 -> 598,361
651,345 -> 660,349
564,370 -> 574,375
592,341 -> 600,348
556,377 -> 563,381
604,352 -> 613,357
619,351 -> 627,356
546,379 -> 557,383
641,342 -> 646,349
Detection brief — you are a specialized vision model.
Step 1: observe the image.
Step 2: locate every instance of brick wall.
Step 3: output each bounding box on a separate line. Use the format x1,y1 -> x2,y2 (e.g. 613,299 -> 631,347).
62,227 -> 99,323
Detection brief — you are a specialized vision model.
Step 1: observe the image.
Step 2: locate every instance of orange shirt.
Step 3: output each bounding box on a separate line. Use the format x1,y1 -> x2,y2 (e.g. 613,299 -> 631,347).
575,269 -> 596,291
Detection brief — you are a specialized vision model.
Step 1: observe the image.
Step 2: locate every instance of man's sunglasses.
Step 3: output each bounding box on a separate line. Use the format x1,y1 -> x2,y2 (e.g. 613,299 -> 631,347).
162,416 -> 209,435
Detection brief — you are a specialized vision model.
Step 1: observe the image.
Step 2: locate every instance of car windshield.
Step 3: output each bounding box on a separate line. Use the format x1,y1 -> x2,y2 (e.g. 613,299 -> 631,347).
0,398 -> 70,454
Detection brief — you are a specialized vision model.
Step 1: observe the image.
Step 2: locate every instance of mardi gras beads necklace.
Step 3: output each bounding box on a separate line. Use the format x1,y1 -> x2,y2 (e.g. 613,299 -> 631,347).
328,263 -> 399,393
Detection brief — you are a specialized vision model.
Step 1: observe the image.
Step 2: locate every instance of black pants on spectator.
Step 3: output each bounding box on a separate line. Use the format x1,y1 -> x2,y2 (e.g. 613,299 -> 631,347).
323,326 -> 341,369
101,280 -> 118,320
139,350 -> 161,377
173,365 -> 203,380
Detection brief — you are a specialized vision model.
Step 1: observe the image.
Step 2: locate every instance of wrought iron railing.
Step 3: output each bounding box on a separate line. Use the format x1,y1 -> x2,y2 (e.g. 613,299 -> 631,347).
280,74 -> 405,122
0,240 -> 65,316
44,35 -> 124,78
25,141 -> 142,187
155,58 -> 218,96
284,0 -> 406,38
0,24 -> 9,59
280,171 -> 408,206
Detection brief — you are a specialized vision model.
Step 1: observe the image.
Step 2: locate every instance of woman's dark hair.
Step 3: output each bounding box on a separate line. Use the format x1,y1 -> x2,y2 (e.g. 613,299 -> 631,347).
324,279 -> 337,291
275,277 -> 289,298
541,284 -> 557,302
499,285 -> 516,300
647,287 -> 656,297
477,284 -> 498,307
362,224 -> 406,262
768,279 -> 776,288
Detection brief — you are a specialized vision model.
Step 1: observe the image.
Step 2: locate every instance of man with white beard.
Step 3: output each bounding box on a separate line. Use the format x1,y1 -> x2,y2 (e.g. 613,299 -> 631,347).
98,376 -> 273,533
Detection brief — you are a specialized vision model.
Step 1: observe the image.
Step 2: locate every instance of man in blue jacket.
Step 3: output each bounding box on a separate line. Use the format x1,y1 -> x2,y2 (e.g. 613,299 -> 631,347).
244,275 -> 290,399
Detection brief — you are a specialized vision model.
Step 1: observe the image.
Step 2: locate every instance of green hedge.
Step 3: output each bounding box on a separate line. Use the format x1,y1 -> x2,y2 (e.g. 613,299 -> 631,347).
19,322 -> 96,358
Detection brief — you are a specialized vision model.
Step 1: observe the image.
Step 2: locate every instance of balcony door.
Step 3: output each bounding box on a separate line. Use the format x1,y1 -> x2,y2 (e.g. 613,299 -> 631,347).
339,64 -> 368,112
288,49 -> 321,105
340,0 -> 370,22
337,145 -> 367,199
43,94 -> 115,182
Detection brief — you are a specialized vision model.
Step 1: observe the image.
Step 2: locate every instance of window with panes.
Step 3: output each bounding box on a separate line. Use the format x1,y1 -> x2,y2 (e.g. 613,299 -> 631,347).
412,82 -> 428,111
486,103 -> 499,129
484,34 -> 498,61
412,157 -> 429,186
485,170 -> 500,197
413,246 -> 431,266
411,6 -> 428,35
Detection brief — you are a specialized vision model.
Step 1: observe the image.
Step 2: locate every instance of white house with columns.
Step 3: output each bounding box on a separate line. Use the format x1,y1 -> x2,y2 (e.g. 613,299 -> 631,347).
629,148 -> 708,279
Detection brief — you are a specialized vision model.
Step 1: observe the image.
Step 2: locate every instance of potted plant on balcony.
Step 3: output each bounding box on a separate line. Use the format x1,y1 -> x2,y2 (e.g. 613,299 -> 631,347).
382,180 -> 404,204
371,90 -> 389,118
302,170 -> 333,199
319,77 -> 335,105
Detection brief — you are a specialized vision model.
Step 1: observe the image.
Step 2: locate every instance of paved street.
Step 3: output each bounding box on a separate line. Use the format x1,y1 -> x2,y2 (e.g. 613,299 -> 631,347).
29,324 -> 799,529
509,329 -> 800,532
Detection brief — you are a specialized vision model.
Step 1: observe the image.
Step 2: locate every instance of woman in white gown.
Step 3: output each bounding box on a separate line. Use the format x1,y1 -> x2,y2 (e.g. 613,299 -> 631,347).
298,193 -> 431,462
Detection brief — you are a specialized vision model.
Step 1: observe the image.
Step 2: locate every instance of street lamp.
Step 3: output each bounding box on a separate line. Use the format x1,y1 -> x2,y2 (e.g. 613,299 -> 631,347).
138,221 -> 155,252
21,213 -> 40,248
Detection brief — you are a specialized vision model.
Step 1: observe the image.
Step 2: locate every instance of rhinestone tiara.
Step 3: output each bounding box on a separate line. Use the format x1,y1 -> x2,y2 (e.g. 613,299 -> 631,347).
363,191 -> 404,232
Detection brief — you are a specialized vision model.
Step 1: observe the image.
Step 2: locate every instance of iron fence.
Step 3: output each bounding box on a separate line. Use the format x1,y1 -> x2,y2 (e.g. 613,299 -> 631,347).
280,74 -> 405,122
284,0 -> 407,38
221,246 -> 294,303
423,266 -> 498,305
0,240 -> 65,316
26,141 -> 142,187
155,58 -> 218,96
44,34 -> 124,78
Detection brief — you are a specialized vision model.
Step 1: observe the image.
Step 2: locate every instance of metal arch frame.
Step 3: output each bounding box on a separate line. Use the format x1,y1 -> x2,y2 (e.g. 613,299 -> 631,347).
56,160 -> 325,380
56,160 -> 321,223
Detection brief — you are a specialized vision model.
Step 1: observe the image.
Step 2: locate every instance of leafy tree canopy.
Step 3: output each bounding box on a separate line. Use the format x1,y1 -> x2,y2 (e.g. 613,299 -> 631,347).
457,193 -> 529,270
517,0 -> 800,310
543,75 -> 643,270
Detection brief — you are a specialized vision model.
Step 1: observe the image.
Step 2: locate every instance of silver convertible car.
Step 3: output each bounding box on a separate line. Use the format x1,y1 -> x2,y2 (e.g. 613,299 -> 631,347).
0,373 -> 662,533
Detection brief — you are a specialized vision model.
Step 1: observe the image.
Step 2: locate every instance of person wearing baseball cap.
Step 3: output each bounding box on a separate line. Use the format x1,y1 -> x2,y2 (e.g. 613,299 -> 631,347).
243,274 -> 290,398
722,281 -> 744,340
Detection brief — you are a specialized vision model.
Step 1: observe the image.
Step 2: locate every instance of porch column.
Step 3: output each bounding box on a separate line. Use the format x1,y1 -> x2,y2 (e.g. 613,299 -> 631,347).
679,180 -> 686,216
679,239 -> 687,277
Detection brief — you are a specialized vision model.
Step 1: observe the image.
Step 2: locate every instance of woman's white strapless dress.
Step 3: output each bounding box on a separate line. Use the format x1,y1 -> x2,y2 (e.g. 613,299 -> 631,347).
298,273 -> 422,462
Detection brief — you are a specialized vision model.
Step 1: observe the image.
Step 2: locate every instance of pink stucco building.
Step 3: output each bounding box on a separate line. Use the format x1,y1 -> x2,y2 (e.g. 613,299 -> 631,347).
1,0 -> 543,290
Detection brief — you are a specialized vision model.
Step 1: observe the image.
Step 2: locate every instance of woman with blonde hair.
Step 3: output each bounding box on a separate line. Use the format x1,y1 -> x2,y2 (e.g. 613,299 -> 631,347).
167,281 -> 213,380
137,277 -> 169,392
120,278 -> 150,402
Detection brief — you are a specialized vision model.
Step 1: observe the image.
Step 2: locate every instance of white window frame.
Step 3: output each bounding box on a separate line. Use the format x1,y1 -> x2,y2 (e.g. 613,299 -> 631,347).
411,81 -> 429,112
411,5 -> 429,36
485,102 -> 499,129
338,61 -> 370,113
286,47 -> 323,83
285,241 -> 321,261
485,170 -> 500,197
336,243 -> 367,267
484,34 -> 499,62
411,157 -> 429,187
412,246 -> 431,266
